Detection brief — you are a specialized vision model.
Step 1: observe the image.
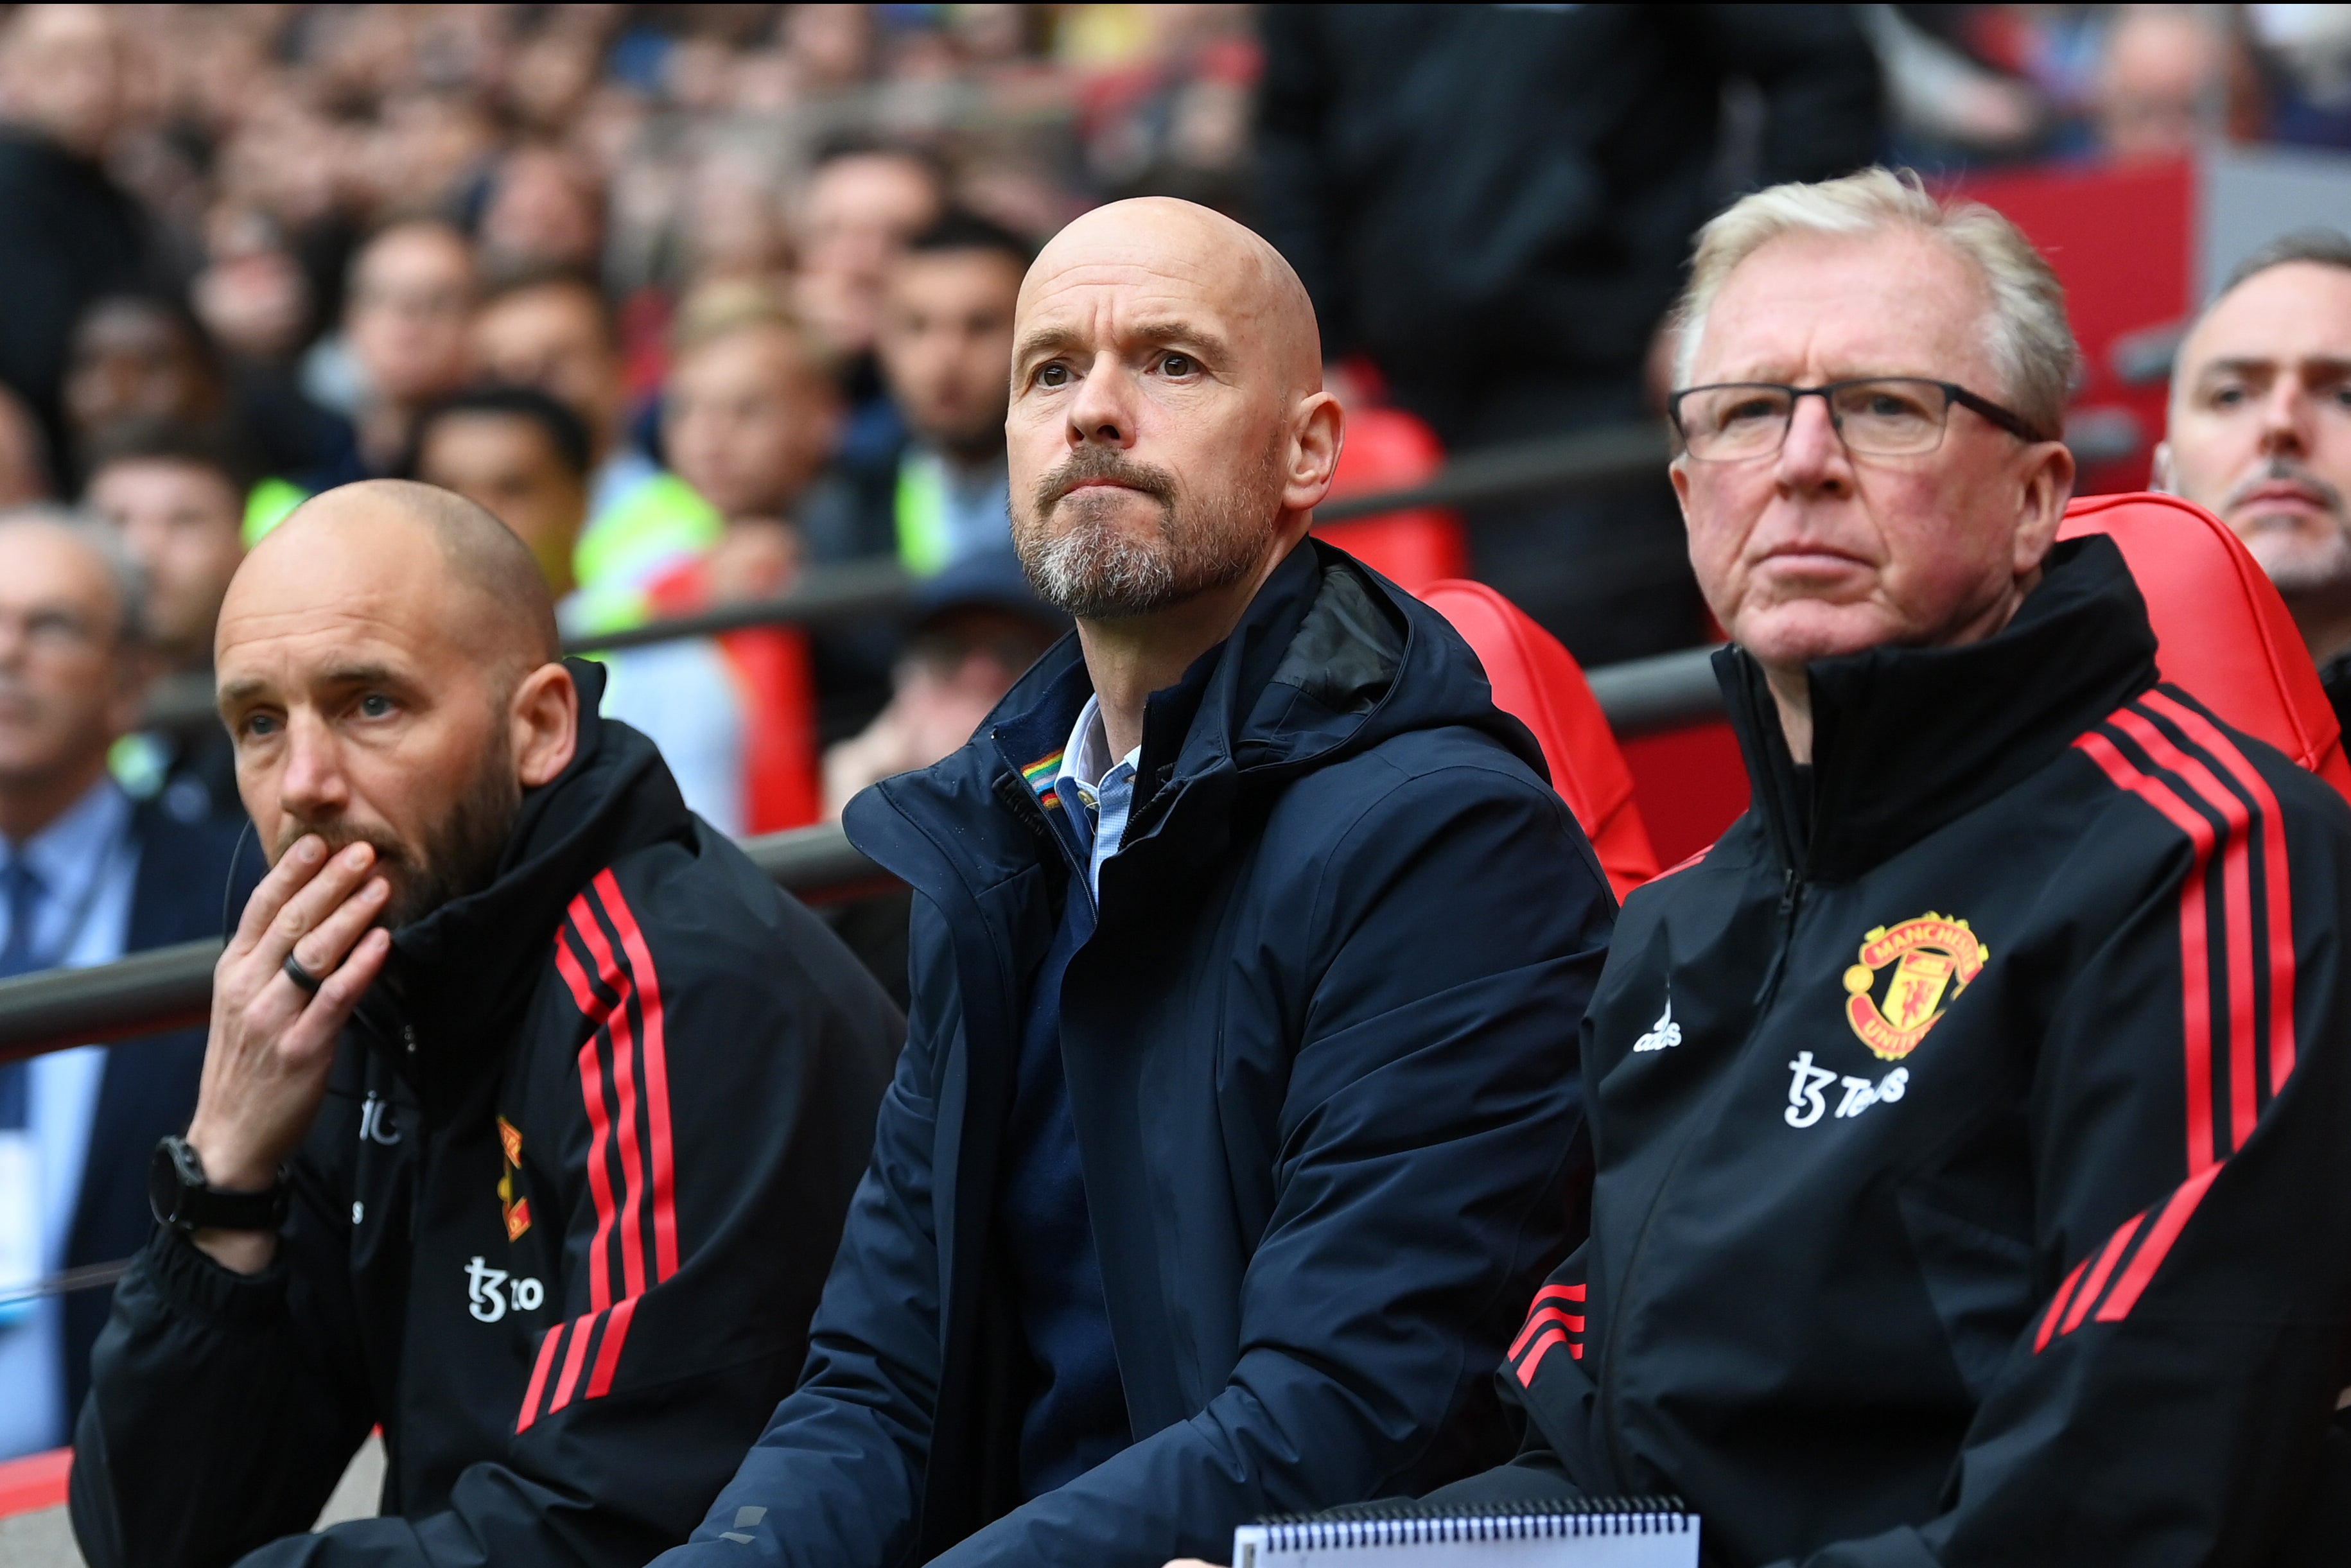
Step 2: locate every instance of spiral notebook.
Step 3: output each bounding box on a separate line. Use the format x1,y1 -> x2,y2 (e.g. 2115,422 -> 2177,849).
1232,1497 -> 1697,1568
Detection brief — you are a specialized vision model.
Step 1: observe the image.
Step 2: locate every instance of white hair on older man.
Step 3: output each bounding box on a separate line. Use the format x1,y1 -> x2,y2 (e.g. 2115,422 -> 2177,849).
0,502 -> 150,646
1670,166 -> 2078,439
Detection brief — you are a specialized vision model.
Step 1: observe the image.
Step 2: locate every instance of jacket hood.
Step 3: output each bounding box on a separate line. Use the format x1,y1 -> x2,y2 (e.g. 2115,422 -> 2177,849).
1717,533 -> 2160,884
848,538 -> 1546,906
366,657 -> 696,1074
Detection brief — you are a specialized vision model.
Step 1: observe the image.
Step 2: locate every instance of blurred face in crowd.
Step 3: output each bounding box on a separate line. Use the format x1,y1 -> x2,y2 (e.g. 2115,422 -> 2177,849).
2098,8 -> 2223,162
1672,226 -> 2072,706
0,5 -> 123,160
2158,261 -> 2351,659
0,519 -> 143,836
66,301 -> 223,448
1006,198 -> 1341,619
415,412 -> 589,596
0,388 -> 49,509
347,222 -> 479,406
471,281 -> 625,455
215,485 -> 575,928
663,324 -> 841,521
479,145 -> 604,275
880,245 -> 1024,460
87,457 -> 245,672
796,152 -> 944,353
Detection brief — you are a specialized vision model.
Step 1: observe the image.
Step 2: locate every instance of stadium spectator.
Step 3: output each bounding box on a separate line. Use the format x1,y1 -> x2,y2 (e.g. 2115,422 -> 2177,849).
2094,4 -> 2236,162
82,420 -> 252,823
71,480 -> 902,1564
858,211 -> 1029,574
821,548 -> 1065,821
661,197 -> 1610,1567
792,142 -> 947,382
340,220 -> 480,473
469,269 -> 717,631
1255,4 -> 1879,667
0,508 -> 252,1460
410,385 -> 749,833
64,292 -> 362,527
0,381 -> 53,507
2154,229 -> 2351,733
478,141 -> 606,281
0,5 -> 146,460
1404,168 -> 2351,1560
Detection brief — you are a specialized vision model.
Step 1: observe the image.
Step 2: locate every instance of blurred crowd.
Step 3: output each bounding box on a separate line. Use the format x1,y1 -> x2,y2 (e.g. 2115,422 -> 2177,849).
0,3 -> 2347,848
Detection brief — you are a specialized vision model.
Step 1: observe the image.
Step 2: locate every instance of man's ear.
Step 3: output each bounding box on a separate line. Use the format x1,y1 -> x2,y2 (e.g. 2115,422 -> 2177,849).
511,661 -> 579,789
2149,439 -> 2176,495
2013,438 -> 2076,575
1283,392 -> 1343,517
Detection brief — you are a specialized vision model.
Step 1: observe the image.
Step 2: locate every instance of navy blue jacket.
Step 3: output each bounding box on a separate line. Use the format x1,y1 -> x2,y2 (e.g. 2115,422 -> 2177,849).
61,801 -> 258,1420
665,541 -> 1615,1566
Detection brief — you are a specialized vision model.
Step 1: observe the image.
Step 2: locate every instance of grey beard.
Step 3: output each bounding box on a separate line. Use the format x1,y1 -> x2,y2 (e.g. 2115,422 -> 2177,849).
1016,444 -> 1285,620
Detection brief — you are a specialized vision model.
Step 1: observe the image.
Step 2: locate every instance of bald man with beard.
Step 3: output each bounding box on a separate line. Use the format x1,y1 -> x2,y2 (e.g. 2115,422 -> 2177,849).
69,481 -> 902,1568
658,198 -> 1612,1567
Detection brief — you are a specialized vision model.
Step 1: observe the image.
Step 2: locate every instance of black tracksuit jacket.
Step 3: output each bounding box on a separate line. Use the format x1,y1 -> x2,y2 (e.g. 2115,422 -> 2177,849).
69,668 -> 904,1567
1455,539 -> 2351,1563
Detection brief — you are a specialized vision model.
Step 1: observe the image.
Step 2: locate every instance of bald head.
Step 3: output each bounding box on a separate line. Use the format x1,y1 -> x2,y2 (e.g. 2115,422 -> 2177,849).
246,480 -> 559,674
1020,198 -> 1323,399
1006,198 -> 1342,622
214,479 -> 582,925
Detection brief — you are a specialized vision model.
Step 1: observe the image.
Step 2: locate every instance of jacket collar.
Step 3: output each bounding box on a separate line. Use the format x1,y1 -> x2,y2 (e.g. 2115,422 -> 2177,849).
363,658 -> 695,1081
850,537 -> 1544,922
1718,534 -> 2159,884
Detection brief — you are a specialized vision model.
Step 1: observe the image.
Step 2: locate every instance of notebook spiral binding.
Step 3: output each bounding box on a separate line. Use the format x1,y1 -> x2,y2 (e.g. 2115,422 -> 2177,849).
1251,1497 -> 1691,1551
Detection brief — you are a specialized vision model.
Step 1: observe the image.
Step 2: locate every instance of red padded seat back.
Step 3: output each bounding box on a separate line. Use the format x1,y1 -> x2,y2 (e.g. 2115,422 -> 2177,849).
1419,578 -> 1661,898
1317,406 -> 1469,595
2058,491 -> 2351,800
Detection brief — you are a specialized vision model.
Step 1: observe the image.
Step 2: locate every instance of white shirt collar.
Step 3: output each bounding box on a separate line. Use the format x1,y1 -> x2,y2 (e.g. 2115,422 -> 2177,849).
1056,693 -> 1141,800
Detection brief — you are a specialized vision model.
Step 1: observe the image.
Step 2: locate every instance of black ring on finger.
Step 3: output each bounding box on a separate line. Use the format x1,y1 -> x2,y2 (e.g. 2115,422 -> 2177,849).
283,952 -> 327,995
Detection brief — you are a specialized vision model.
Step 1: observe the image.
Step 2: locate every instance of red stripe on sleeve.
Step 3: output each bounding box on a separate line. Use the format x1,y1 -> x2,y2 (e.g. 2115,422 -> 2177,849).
1515,1327 -> 1571,1386
585,1294 -> 639,1398
2034,1257 -> 2090,1355
1508,1306 -> 1586,1361
1532,1283 -> 1586,1305
2061,1211 -> 2146,1335
2143,690 -> 2298,1096
593,870 -> 681,1284
2112,707 -> 2259,1152
568,907 -> 650,1302
516,1323 -> 565,1432
548,1310 -> 600,1413
559,923 -> 622,1314
2076,729 -> 2221,1175
2094,1160 -> 2226,1323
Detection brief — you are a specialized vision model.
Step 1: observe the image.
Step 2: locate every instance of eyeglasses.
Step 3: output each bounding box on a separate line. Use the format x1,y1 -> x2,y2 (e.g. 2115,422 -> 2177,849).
1668,378 -> 2051,462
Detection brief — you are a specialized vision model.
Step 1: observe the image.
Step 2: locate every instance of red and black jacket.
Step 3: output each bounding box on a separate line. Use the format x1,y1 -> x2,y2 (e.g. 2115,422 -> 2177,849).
69,663 -> 904,1568
1478,537 -> 2351,1565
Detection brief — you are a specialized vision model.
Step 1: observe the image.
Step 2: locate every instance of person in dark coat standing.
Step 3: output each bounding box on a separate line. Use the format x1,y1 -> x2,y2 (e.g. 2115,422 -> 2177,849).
0,6 -> 148,460
1255,4 -> 1880,667
658,198 -> 1614,1568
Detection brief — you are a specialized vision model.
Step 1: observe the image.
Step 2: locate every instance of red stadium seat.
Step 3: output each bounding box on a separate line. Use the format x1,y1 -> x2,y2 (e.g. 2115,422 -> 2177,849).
2058,492 -> 2351,801
1318,406 -> 1470,595
1419,578 -> 1661,898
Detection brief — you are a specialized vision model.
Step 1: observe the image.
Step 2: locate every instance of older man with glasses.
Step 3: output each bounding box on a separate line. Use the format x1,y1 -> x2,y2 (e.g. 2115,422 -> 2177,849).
1386,168 -> 2351,1564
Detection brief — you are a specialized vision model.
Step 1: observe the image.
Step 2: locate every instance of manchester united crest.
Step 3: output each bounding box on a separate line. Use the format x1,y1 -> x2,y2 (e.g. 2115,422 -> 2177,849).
496,1115 -> 531,1242
1842,912 -> 1988,1060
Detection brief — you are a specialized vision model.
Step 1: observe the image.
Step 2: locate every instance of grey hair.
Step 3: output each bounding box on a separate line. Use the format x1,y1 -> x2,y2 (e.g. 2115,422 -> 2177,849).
1671,166 -> 2077,439
0,503 -> 150,646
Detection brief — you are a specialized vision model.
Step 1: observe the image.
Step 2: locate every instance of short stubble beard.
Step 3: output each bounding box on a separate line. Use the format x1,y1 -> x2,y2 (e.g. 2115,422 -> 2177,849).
1012,440 -> 1287,620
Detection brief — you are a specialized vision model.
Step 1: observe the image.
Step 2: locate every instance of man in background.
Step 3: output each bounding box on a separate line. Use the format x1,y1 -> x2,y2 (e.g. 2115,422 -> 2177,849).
2155,229 -> 2351,731
83,421 -> 253,823
469,268 -> 719,633
0,508 -> 251,1459
794,142 -> 947,392
855,212 -> 1029,575
1255,4 -> 1878,666
410,385 -> 748,833
342,220 -> 479,474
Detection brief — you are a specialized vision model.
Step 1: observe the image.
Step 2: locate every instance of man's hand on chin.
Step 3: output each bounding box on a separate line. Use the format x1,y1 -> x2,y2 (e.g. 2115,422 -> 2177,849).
183,833 -> 392,1274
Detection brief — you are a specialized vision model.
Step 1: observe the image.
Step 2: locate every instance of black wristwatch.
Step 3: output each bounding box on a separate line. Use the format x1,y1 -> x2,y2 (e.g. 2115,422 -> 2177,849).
148,1136 -> 290,1235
